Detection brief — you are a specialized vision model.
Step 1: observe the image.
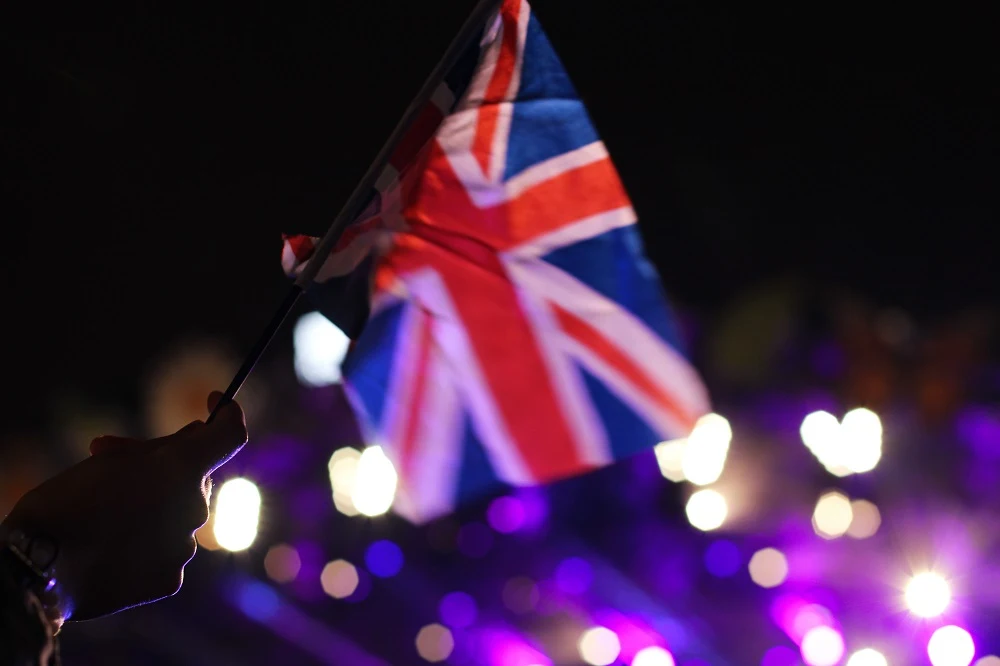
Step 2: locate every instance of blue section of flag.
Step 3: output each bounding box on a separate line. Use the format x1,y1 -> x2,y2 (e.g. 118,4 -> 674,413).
455,414 -> 505,506
341,301 -> 405,427
503,15 -> 598,180
577,365 -> 662,460
541,226 -> 686,353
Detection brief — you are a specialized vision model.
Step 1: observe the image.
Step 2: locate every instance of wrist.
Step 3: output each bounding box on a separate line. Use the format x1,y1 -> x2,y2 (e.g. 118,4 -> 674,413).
0,519 -> 74,629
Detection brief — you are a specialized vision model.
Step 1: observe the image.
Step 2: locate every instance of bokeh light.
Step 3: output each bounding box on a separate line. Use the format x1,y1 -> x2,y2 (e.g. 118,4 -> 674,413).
927,625 -> 975,666
293,311 -> 350,386
799,409 -> 882,476
632,645 -> 675,666
502,576 -> 540,614
328,447 -> 362,517
578,626 -> 622,666
263,543 -> 301,583
812,491 -> 853,539
554,557 -> 593,594
213,478 -> 261,552
682,413 -> 733,485
800,626 -> 845,666
761,645 -> 799,666
320,559 -> 359,599
365,539 -> 404,578
439,591 -> 477,629
352,446 -> 398,517
847,499 -> 881,539
840,407 -> 883,473
487,496 -> 527,534
236,580 -> 280,622
975,657 -> 1000,666
846,648 -> 888,666
415,623 -> 455,663
654,439 -> 687,482
905,572 -> 951,618
686,489 -> 728,531
748,548 -> 788,588
704,539 -> 741,577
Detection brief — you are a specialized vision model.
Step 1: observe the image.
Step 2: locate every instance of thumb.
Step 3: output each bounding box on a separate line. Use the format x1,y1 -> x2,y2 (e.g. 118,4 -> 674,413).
173,394 -> 248,475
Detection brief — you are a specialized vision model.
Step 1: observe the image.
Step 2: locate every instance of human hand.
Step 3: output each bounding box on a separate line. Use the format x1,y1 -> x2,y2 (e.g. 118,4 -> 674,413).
2,392 -> 247,622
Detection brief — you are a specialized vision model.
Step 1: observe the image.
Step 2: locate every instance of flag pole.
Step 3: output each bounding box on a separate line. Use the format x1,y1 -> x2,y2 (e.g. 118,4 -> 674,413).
207,0 -> 502,423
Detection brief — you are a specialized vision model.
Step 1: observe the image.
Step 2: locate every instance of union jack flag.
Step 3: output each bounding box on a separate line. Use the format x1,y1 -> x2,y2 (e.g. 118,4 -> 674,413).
283,0 -> 710,522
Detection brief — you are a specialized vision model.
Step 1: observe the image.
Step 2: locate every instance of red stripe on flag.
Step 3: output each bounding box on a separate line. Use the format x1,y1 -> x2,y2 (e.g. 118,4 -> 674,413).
551,303 -> 699,433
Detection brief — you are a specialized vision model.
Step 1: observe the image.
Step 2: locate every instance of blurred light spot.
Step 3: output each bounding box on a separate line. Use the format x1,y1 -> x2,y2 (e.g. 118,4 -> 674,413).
264,543 -> 301,583
749,548 -> 788,588
213,478 -> 261,551
846,648 -> 888,666
927,626 -> 975,666
685,489 -> 728,531
195,516 -> 221,551
293,311 -> 350,386
365,540 -> 404,578
682,413 -> 732,485
578,627 -> 621,666
812,491 -> 853,539
800,409 -> 882,476
458,522 -> 494,558
502,576 -> 539,614
554,557 -> 593,595
352,446 -> 397,517
800,626 -> 845,666
487,496 -> 526,534
840,407 -> 883,473
328,447 -> 362,516
632,646 -> 675,666
320,559 -> 359,599
653,439 -> 687,482
788,604 -> 834,643
761,645 -> 799,666
704,539 -> 741,577
905,572 -> 951,618
416,623 -> 454,663
236,580 -> 279,621
847,499 -> 881,539
975,657 -> 1000,666
439,591 -> 477,629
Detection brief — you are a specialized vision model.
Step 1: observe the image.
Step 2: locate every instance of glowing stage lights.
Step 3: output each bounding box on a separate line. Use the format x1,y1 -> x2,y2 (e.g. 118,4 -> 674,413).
213,478 -> 261,552
654,413 -> 732,485
748,547 -> 789,588
812,491 -> 853,539
800,626 -> 845,666
800,408 -> 882,476
578,626 -> 621,666
293,311 -> 350,387
927,625 -> 975,666
686,489 -> 728,531
846,648 -> 888,666
905,571 -> 951,618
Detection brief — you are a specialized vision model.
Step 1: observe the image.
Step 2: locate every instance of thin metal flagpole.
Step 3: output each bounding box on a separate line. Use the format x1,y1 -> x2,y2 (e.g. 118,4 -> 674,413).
207,0 -> 502,423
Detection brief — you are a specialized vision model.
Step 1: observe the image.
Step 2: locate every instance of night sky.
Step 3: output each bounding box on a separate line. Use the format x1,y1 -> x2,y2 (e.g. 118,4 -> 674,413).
2,0 -> 996,436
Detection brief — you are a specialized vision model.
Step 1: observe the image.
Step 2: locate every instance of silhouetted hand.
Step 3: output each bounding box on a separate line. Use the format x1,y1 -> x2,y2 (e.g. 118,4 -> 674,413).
2,392 -> 247,622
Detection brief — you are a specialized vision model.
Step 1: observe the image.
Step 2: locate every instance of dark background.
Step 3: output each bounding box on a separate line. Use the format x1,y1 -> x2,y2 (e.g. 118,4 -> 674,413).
2,0 -> 996,436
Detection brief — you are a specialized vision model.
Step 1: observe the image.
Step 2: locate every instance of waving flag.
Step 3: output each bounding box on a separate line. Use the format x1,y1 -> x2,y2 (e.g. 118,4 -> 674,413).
283,0 -> 710,522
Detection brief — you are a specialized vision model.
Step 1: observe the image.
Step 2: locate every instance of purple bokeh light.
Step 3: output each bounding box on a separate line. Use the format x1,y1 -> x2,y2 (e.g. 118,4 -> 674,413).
475,628 -> 552,666
458,522 -> 495,558
236,580 -> 280,622
703,539 -> 741,578
554,556 -> 593,595
487,496 -> 527,534
760,645 -> 798,666
364,540 -> 404,578
439,591 -> 478,629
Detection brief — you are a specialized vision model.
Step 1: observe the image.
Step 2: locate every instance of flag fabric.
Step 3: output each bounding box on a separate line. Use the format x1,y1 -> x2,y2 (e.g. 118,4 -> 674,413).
282,0 -> 710,522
